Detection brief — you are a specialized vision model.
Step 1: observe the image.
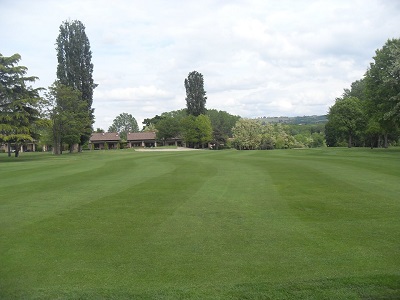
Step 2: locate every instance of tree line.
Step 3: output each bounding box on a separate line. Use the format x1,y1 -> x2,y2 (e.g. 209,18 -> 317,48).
326,38 -> 400,148
140,71 -> 240,149
1,19 -> 398,155
1,20 -> 96,156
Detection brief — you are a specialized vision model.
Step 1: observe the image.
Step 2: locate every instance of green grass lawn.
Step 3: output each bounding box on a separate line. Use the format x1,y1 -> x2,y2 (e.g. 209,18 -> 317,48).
1,148 -> 399,299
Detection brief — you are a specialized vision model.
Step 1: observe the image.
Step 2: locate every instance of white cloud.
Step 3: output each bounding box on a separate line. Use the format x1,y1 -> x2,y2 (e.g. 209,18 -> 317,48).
1,0 -> 399,130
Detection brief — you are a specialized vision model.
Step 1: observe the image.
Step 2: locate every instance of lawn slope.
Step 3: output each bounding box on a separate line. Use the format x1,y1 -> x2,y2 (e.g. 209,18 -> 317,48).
0,148 -> 399,299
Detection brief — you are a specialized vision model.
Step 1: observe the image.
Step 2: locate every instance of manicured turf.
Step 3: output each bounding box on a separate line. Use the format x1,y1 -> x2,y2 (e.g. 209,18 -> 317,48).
1,148 -> 399,299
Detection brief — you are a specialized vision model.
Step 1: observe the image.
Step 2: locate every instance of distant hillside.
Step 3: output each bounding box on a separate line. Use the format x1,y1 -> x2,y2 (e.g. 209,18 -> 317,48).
255,115 -> 327,125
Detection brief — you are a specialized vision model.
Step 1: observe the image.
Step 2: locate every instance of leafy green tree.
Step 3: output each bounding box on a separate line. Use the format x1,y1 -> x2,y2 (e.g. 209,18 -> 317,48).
155,116 -> 181,145
46,82 -> 89,154
260,123 -> 276,150
287,123 -> 326,148
311,132 -> 325,148
365,38 -> 400,147
185,71 -> 207,116
161,109 -> 188,120
142,123 -> 157,132
232,119 -> 263,150
365,118 -> 382,148
294,133 -> 312,148
181,114 -> 212,148
181,115 -> 197,146
0,53 -> 42,157
95,128 -> 104,133
325,121 -> 342,147
342,78 -> 366,100
207,109 -> 240,149
142,114 -> 164,129
56,19 -> 96,149
326,96 -> 366,148
108,113 -> 139,141
273,124 -> 298,149
195,114 -> 213,147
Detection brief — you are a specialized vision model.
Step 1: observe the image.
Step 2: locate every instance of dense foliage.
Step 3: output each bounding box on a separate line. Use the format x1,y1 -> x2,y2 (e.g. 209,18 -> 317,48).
45,82 -> 89,154
0,53 -> 42,156
146,108 -> 238,148
108,112 -> 139,141
232,118 -> 325,150
326,38 -> 400,148
5,32 -> 398,152
185,71 -> 207,116
327,97 -> 366,148
207,109 -> 240,149
56,19 -> 96,149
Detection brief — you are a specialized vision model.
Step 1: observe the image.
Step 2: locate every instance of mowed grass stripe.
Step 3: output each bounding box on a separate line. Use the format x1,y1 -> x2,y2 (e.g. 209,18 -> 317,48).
144,151 -> 287,287
256,151 -> 399,276
0,151 -> 175,230
1,151 -> 218,294
0,149 -> 399,299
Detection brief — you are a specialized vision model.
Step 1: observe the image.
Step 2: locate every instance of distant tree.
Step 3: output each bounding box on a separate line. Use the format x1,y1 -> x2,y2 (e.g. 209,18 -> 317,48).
56,19 -> 97,150
95,128 -> 104,133
325,121 -> 341,147
0,53 -> 42,157
365,118 -> 382,148
273,124 -> 298,149
108,113 -> 139,140
181,115 -> 197,147
260,123 -> 277,149
46,82 -> 89,154
143,110 -> 188,131
287,123 -> 326,148
155,116 -> 181,145
326,97 -> 366,148
232,119 -> 263,150
342,79 -> 367,100
195,114 -> 213,147
365,38 -> 400,147
142,115 -> 164,129
207,109 -> 240,149
181,114 -> 212,148
311,132 -> 325,148
161,109 -> 188,120
184,71 -> 207,116
142,123 -> 157,132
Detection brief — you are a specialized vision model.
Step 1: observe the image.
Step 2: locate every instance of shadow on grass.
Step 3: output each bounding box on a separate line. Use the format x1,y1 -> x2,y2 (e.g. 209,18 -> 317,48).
3,274 -> 399,299
228,274 -> 400,300
0,151 -> 84,163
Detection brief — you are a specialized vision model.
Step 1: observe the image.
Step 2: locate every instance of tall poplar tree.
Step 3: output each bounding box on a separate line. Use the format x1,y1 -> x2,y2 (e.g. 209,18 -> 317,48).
56,19 -> 96,149
184,71 -> 207,116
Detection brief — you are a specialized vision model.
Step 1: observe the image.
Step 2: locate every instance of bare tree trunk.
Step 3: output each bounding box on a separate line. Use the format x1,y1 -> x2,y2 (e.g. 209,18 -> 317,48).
348,134 -> 352,148
53,135 -> 61,155
384,133 -> 388,148
7,142 -> 11,157
14,143 -> 20,157
53,122 -> 62,155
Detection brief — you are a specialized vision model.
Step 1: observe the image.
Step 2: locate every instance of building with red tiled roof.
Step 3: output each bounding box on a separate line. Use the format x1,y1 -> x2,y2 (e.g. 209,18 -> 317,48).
127,132 -> 157,147
127,132 -> 183,148
89,132 -> 121,150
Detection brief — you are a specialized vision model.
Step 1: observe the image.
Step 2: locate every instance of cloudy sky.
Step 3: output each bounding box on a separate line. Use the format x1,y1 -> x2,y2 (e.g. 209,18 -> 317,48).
2,0 -> 399,130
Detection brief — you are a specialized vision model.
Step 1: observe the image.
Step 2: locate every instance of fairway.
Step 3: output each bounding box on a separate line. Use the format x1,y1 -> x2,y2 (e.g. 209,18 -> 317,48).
1,148 -> 399,299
